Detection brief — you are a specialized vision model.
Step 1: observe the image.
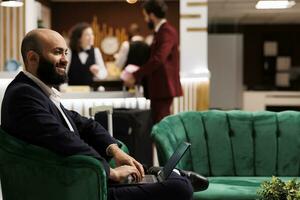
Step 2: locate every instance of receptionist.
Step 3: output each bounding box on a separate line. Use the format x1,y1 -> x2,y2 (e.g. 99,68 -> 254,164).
67,22 -> 107,85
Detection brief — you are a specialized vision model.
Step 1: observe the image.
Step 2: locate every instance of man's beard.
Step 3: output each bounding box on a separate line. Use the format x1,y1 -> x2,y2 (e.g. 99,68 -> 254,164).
147,20 -> 155,30
37,56 -> 67,86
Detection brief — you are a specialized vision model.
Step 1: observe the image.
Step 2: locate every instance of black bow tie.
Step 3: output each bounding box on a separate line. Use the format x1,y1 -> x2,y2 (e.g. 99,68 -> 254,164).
81,49 -> 91,54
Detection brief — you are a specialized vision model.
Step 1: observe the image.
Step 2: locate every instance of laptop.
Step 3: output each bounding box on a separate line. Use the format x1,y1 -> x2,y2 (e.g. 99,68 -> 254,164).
109,142 -> 191,186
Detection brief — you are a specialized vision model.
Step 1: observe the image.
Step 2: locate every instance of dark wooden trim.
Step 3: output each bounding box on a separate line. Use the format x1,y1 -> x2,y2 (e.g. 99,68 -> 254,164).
187,27 -> 207,32
180,14 -> 201,19
187,2 -> 207,7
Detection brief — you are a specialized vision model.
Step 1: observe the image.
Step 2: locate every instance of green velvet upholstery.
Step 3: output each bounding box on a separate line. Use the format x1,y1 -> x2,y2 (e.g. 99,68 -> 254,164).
151,110 -> 300,200
0,128 -> 128,200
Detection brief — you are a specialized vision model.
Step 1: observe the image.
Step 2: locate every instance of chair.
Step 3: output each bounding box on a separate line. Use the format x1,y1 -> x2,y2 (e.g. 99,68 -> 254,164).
0,128 -> 127,200
151,110 -> 300,200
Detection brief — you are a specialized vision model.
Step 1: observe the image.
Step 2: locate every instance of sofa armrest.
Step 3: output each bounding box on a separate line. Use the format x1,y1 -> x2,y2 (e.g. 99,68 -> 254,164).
0,129 -> 107,200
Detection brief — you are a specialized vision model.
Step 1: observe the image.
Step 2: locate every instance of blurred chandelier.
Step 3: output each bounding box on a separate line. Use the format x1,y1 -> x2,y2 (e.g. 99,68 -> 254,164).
126,0 -> 138,4
0,0 -> 23,7
255,0 -> 296,9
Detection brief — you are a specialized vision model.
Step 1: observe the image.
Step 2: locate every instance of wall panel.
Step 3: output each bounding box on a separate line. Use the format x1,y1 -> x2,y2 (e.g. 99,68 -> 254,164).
0,5 -> 25,70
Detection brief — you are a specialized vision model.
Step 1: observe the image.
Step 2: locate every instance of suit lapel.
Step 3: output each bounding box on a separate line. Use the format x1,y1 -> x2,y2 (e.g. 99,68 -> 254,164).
16,72 -> 79,134
59,104 -> 79,134
152,22 -> 167,49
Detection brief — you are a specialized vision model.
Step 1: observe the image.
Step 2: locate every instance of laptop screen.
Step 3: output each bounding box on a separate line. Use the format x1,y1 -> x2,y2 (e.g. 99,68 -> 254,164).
158,142 -> 191,181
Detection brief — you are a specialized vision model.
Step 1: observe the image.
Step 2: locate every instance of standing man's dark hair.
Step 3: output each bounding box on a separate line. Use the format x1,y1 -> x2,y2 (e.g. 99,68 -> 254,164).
128,23 -> 140,39
142,0 -> 168,19
69,22 -> 91,52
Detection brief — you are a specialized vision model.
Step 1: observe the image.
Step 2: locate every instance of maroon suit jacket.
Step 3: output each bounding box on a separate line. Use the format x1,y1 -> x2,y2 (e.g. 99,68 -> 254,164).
133,22 -> 183,100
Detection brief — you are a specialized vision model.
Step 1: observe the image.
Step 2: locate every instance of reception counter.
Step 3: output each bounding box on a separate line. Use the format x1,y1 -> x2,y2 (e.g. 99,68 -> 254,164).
60,91 -> 150,117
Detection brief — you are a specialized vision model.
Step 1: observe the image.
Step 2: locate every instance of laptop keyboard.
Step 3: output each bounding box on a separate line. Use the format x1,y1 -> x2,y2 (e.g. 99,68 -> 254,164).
140,175 -> 158,183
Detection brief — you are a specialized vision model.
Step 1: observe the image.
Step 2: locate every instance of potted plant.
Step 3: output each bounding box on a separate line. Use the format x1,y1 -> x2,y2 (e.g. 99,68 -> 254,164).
257,176 -> 300,200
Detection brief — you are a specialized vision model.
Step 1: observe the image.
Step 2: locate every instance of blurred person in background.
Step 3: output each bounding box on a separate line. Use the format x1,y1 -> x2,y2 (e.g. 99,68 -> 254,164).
122,0 -> 183,123
67,22 -> 107,85
114,23 -> 149,69
116,23 -> 151,98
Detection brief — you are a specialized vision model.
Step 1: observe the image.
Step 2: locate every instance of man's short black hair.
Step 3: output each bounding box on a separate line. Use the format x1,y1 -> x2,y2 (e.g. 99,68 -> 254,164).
143,0 -> 168,19
21,32 -> 42,63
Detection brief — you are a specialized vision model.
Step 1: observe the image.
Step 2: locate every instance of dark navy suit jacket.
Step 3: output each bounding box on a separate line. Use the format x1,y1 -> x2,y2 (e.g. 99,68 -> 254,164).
1,72 -> 116,175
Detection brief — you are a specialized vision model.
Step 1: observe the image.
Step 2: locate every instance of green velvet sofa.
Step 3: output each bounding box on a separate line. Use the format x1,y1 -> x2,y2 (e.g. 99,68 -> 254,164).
151,110 -> 300,200
0,128 -> 127,200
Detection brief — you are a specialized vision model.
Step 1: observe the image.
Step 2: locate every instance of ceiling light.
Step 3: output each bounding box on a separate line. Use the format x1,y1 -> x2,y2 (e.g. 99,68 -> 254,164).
255,0 -> 295,9
126,0 -> 138,4
0,0 -> 23,7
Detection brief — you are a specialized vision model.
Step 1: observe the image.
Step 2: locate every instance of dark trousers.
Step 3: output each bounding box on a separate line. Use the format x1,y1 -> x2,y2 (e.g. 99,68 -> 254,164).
108,172 -> 193,200
151,98 -> 173,123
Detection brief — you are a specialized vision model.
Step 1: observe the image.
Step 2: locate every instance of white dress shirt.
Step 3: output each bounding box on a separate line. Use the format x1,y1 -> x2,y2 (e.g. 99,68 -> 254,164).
155,19 -> 167,33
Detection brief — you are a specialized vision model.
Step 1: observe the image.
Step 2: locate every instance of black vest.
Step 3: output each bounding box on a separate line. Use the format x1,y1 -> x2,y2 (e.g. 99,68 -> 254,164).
125,41 -> 150,99
125,41 -> 150,67
68,47 -> 95,85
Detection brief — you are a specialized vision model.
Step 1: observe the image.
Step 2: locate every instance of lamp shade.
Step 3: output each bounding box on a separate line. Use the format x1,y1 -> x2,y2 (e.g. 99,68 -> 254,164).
0,0 -> 23,7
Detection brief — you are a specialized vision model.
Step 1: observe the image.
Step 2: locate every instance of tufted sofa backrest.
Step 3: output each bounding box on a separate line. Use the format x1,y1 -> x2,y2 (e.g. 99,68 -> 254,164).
151,110 -> 300,177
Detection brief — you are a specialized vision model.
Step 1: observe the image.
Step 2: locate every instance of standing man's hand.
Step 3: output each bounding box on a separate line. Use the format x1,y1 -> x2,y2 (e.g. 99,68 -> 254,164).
121,71 -> 136,87
120,64 -> 139,87
108,144 -> 145,182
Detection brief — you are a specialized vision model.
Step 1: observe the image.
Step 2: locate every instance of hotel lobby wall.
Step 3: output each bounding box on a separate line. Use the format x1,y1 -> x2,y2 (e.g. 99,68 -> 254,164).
51,1 -> 179,38
180,0 -> 209,111
209,24 -> 300,90
208,34 -> 243,110
243,25 -> 300,90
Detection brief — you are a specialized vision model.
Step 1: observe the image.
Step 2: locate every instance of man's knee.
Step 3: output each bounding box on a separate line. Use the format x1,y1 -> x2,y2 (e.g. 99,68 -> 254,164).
166,174 -> 193,200
176,179 -> 193,200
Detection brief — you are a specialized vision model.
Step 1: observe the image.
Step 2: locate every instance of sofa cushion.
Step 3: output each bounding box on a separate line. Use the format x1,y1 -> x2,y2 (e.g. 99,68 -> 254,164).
152,110 -> 300,177
276,112 -> 300,176
193,177 -> 297,200
253,112 -> 278,176
227,111 -> 254,176
201,111 -> 234,176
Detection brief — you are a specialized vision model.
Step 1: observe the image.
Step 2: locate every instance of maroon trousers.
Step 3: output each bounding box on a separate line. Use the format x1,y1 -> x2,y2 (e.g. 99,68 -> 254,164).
151,98 -> 173,123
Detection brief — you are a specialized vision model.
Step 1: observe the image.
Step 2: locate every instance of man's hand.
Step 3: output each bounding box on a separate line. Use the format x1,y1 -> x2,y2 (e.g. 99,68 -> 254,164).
108,145 -> 144,182
89,64 -> 100,76
109,165 -> 140,183
121,71 -> 136,87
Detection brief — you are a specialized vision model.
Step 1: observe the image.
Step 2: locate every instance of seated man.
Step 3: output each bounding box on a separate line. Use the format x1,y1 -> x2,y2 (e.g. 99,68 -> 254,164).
0,29 -> 206,200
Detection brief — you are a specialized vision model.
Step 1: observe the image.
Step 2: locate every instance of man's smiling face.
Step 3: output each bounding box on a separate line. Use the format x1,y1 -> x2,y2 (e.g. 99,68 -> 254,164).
36,30 -> 69,85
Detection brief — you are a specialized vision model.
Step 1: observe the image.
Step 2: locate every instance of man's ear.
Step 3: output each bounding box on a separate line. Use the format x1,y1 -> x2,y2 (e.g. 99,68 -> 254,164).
27,50 -> 39,65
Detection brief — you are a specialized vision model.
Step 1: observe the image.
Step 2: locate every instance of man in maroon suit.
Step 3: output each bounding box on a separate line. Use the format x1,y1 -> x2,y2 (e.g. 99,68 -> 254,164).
123,0 -> 182,123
